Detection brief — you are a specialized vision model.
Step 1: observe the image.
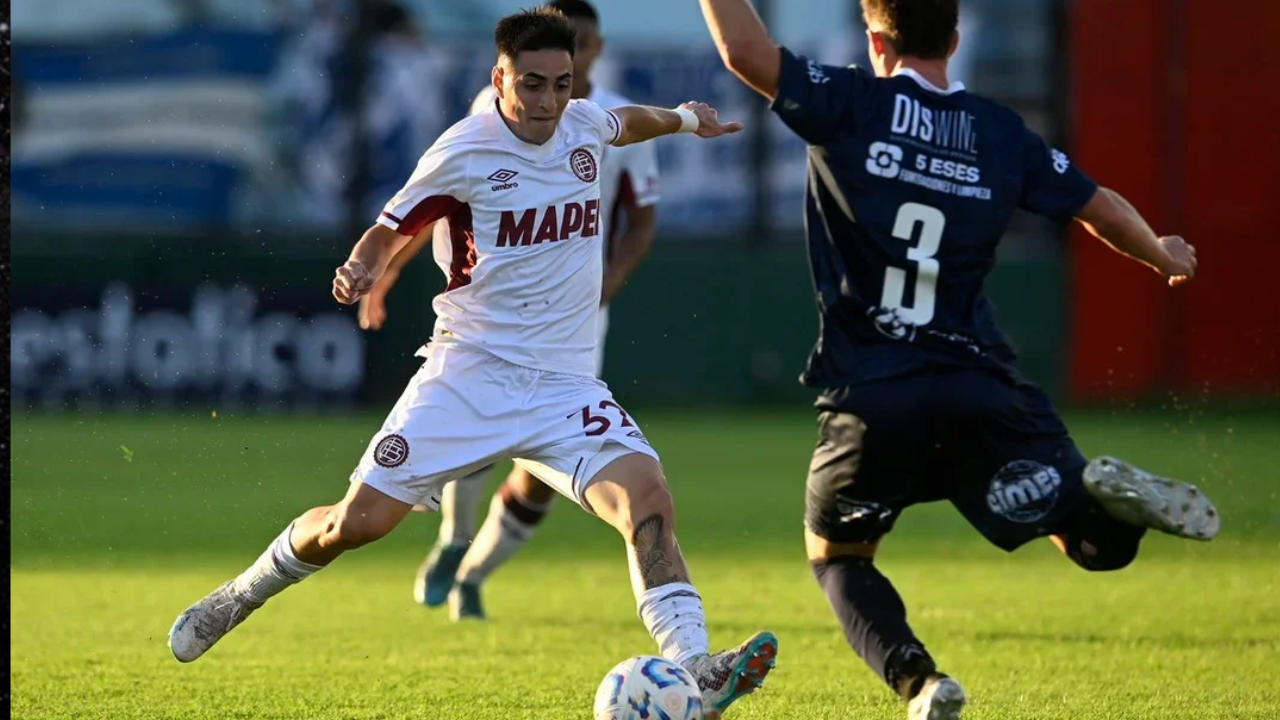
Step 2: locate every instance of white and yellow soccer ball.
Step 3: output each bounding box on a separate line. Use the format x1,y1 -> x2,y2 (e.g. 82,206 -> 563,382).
593,655 -> 703,720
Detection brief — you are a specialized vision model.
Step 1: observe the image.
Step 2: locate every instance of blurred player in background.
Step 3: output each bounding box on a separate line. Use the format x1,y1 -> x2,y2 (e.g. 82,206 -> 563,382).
169,9 -> 776,715
697,1 -> 1217,718
360,0 -> 661,622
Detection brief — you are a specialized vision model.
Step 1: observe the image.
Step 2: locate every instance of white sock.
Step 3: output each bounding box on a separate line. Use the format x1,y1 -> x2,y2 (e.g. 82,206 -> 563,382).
637,582 -> 710,666
231,523 -> 323,604
454,484 -> 550,585
437,468 -> 490,547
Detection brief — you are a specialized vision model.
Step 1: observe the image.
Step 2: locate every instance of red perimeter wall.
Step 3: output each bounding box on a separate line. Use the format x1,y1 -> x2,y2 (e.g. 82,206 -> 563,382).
1069,0 -> 1280,400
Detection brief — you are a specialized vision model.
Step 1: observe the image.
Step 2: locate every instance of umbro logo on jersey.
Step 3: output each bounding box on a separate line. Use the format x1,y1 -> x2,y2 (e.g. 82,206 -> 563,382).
487,168 -> 520,191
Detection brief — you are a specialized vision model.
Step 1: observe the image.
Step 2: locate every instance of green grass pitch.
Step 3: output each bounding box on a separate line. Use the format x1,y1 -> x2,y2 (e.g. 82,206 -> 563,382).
11,408 -> 1280,719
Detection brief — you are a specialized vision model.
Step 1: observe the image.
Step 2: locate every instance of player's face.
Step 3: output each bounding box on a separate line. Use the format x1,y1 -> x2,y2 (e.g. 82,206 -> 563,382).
495,50 -> 574,145
568,19 -> 603,96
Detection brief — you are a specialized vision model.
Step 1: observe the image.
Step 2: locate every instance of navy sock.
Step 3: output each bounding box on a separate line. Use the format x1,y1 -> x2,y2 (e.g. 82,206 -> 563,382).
812,556 -> 938,700
1061,498 -> 1147,572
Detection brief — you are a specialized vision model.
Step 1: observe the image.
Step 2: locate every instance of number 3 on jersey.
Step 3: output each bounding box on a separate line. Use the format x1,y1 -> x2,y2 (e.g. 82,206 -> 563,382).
880,202 -> 945,326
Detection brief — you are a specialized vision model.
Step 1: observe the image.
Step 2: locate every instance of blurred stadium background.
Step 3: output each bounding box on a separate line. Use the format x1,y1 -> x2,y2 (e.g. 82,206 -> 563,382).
12,0 -> 1276,411
8,2 -> 1280,719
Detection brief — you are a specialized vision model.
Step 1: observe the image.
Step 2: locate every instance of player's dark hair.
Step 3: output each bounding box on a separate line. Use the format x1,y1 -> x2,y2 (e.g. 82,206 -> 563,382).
861,0 -> 959,60
494,7 -> 577,62
545,0 -> 598,24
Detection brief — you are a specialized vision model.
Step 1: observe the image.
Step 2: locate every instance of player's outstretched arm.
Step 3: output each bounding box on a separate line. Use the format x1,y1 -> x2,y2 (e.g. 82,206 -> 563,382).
1074,187 -> 1198,286
359,222 -> 435,330
611,102 -> 742,147
698,0 -> 781,99
333,223 -> 412,305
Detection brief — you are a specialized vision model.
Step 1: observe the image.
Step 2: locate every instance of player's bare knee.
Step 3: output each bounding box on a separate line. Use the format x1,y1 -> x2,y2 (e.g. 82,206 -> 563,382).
615,477 -> 675,540
509,466 -> 556,504
630,477 -> 674,522
582,453 -> 671,534
805,527 -> 879,562
325,501 -> 398,550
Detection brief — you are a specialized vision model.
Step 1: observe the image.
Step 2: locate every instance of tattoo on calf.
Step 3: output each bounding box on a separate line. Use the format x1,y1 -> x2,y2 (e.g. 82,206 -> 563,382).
632,513 -> 688,588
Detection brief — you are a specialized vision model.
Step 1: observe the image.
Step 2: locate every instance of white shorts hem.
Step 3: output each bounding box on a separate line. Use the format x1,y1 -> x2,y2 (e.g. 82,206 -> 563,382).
349,471 -> 440,511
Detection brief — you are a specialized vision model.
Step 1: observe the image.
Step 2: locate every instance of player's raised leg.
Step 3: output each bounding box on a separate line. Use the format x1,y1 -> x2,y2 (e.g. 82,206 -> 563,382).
449,465 -> 556,620
1046,456 -> 1218,574
415,471 -> 489,607
168,482 -> 413,663
171,342 -> 515,663
580,453 -> 777,719
1082,456 -> 1219,541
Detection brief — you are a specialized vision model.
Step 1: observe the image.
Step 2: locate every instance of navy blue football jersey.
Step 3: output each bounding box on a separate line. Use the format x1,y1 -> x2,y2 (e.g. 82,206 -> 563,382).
770,48 -> 1098,388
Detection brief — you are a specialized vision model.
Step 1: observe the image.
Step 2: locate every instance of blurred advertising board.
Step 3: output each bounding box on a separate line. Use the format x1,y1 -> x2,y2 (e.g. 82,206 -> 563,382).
10,243 -> 374,411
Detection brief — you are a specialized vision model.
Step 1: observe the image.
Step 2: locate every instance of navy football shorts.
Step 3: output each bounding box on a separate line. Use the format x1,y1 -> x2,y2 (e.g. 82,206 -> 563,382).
805,367 -> 1089,551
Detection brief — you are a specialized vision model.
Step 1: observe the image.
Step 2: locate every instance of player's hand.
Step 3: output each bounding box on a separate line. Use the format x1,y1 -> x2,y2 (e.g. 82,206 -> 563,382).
333,260 -> 376,305
359,292 -> 388,330
1159,236 -> 1197,287
679,101 -> 743,138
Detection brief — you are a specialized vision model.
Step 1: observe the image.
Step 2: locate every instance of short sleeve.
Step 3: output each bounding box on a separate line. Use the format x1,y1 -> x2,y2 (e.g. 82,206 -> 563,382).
1018,129 -> 1098,223
377,143 -> 467,237
567,98 -> 622,146
769,47 -> 875,145
619,140 -> 660,208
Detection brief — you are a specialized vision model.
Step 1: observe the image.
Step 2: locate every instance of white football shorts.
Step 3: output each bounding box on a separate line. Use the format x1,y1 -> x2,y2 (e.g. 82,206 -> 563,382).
349,343 -> 657,511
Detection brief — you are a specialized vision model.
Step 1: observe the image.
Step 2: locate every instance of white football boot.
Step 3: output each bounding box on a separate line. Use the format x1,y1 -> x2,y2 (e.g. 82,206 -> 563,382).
684,631 -> 778,720
168,580 -> 264,662
908,676 -> 967,720
1084,456 -> 1219,540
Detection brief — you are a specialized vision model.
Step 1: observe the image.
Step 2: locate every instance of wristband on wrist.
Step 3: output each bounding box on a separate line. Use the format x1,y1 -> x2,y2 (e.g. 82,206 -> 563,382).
674,107 -> 699,134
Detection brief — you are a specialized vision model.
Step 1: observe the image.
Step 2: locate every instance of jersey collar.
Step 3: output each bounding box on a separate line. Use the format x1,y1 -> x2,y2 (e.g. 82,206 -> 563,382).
484,98 -> 563,161
892,67 -> 966,96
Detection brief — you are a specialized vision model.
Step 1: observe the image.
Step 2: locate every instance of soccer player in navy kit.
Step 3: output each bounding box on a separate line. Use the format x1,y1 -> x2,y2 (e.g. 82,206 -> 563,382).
697,1 -> 1219,718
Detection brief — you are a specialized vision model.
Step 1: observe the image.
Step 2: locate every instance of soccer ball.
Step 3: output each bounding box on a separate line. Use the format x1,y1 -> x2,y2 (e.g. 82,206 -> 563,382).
593,655 -> 703,720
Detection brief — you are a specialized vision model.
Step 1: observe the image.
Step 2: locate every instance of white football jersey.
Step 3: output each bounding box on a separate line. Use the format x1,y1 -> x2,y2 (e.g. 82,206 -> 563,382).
470,85 -> 660,264
377,99 -> 623,376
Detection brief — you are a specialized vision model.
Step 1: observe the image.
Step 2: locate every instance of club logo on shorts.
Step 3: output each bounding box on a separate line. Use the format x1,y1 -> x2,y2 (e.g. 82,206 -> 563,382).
374,434 -> 410,468
986,460 -> 1062,523
570,148 -> 597,183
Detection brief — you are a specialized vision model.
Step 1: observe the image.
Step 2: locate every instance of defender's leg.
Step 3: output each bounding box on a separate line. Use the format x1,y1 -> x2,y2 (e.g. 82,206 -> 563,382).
805,407 -> 964,720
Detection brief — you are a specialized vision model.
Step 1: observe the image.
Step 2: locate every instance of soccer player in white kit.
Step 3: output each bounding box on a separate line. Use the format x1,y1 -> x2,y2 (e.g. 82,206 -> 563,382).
362,0 -> 662,622
167,8 -> 777,716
